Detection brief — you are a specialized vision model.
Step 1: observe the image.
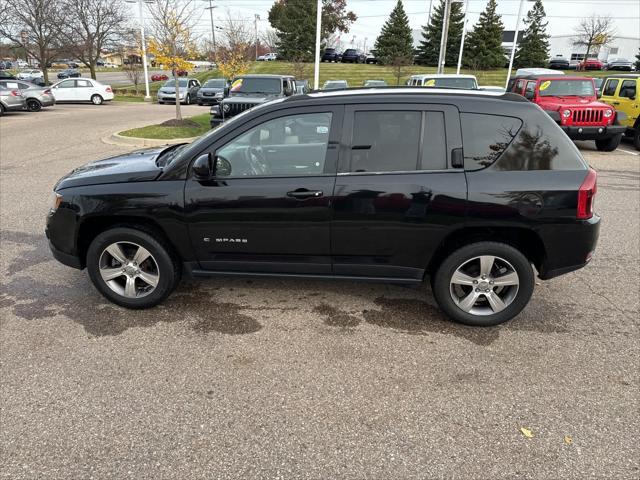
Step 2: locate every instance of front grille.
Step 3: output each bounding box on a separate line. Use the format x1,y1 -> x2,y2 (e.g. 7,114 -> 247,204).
223,102 -> 254,117
572,109 -> 603,124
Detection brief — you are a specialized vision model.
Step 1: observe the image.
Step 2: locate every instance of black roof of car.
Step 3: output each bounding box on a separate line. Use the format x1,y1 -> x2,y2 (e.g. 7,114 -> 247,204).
236,74 -> 294,79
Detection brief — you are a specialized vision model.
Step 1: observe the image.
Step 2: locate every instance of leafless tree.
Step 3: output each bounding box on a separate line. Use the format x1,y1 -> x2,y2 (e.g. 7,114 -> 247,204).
60,0 -> 129,79
0,0 -> 63,83
220,10 -> 254,59
572,15 -> 616,69
261,28 -> 279,53
123,62 -> 143,94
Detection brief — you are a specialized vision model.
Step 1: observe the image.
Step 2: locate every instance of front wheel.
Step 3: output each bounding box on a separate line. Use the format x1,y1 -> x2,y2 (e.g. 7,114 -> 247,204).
27,99 -> 42,112
432,242 -> 535,326
86,227 -> 180,309
595,134 -> 622,152
91,94 -> 103,105
633,128 -> 640,151
184,94 -> 191,105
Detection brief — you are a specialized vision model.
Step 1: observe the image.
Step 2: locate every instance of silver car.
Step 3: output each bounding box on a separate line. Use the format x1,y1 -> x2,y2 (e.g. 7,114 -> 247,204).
0,85 -> 26,115
157,78 -> 201,105
0,79 -> 55,111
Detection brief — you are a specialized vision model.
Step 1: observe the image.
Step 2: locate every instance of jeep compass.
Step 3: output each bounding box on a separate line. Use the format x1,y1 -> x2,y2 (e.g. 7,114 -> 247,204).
47,89 -> 600,326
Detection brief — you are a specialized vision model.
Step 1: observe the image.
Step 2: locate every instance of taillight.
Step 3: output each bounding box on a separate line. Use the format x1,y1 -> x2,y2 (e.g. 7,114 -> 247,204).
105,87 -> 112,93
43,89 -> 51,95
10,90 -> 21,96
577,168 -> 597,219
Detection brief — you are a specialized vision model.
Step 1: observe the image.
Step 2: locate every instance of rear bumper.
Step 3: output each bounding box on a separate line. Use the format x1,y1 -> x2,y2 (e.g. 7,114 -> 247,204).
538,215 -> 600,280
561,125 -> 626,140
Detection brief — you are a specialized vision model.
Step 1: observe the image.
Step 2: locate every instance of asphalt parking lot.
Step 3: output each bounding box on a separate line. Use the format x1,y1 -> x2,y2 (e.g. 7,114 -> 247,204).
1,102 -> 638,479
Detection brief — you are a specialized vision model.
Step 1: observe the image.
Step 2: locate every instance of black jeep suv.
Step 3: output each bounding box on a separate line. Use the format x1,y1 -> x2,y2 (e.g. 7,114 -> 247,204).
47,89 -> 600,326
210,74 -> 296,127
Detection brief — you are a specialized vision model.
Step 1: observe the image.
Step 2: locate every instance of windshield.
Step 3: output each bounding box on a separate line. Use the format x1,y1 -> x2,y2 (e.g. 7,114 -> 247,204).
344,49 -> 356,55
538,79 -> 595,96
230,77 -> 281,94
324,81 -> 347,89
163,79 -> 188,88
204,79 -> 226,88
364,81 -> 386,86
423,77 -> 477,89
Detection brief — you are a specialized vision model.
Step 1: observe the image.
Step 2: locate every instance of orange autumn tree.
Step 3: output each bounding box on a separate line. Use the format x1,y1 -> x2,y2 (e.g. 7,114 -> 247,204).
148,0 -> 198,121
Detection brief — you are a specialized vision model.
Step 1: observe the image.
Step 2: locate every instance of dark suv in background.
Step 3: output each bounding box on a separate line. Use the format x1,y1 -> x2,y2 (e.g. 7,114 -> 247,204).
47,89 -> 599,327
341,49 -> 366,63
210,74 -> 296,127
321,48 -> 342,62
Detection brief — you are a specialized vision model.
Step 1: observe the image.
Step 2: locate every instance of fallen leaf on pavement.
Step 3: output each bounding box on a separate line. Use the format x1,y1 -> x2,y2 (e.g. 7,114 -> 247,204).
520,427 -> 534,438
564,435 -> 573,445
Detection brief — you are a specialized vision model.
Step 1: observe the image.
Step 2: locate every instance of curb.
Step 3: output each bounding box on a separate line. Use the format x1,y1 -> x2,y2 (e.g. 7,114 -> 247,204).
103,132 -> 197,148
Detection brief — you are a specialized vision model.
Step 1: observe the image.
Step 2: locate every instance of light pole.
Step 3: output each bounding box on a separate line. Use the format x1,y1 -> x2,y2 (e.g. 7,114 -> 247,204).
505,0 -> 533,89
313,0 -> 322,90
205,0 -> 217,63
126,0 -> 152,102
436,0 -> 452,74
255,14 -> 260,60
456,0 -> 469,75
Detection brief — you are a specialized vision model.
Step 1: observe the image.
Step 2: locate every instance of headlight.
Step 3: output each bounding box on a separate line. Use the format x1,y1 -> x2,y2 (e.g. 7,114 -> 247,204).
562,109 -> 571,118
215,92 -> 223,98
50,192 -> 62,212
603,109 -> 613,118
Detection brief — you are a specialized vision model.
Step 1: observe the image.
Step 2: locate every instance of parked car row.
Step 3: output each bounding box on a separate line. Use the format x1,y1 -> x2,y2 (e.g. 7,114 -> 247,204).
548,56 -> 636,71
0,77 -> 114,115
321,49 -> 377,64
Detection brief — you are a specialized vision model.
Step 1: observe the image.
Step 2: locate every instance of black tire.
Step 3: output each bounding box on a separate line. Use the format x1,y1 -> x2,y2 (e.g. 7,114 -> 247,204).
0,104 -> 5,116
26,99 -> 42,112
595,133 -> 622,152
185,94 -> 191,105
91,94 -> 103,105
158,101 -> 164,104
86,227 -> 181,309
432,242 -> 535,326
633,128 -> 640,151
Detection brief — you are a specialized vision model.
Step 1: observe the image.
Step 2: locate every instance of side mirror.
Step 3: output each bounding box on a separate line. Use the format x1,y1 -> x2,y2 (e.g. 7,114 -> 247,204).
284,86 -> 293,97
192,153 -> 213,179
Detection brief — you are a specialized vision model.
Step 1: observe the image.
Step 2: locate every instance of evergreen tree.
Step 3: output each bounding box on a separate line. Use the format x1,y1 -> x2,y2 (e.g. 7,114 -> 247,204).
374,0 -> 414,66
514,0 -> 550,68
463,0 -> 505,70
416,0 -> 465,66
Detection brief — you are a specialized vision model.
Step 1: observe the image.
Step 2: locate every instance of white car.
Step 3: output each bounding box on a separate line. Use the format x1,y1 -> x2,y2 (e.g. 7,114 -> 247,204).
16,69 -> 44,80
258,53 -> 277,61
51,77 -> 114,104
407,74 -> 478,90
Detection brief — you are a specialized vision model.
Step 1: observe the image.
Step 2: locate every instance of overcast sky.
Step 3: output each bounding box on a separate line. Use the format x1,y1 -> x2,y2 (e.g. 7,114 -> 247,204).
136,0 -> 640,48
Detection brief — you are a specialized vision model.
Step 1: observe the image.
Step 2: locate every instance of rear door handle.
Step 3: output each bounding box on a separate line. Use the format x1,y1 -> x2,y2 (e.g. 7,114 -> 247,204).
287,189 -> 323,199
612,101 -> 620,105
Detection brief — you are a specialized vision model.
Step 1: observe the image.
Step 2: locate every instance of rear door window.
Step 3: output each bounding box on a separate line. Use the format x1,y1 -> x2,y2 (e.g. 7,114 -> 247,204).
619,80 -> 636,99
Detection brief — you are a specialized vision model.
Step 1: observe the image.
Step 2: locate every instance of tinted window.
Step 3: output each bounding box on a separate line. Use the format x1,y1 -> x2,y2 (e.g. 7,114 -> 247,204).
422,112 -> 447,170
619,80 -> 636,99
164,79 -> 188,87
461,113 -> 522,169
524,81 -> 536,98
58,80 -> 75,88
215,112 -> 332,177
347,111 -> 421,173
230,77 -> 280,94
602,79 -> 619,96
423,77 -> 477,89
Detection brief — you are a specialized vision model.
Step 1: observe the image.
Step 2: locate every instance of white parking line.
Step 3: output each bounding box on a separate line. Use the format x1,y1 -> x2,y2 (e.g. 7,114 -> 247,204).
618,147 -> 639,156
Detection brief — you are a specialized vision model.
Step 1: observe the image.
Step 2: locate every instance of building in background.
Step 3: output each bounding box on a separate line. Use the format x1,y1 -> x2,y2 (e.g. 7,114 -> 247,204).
548,34 -> 640,62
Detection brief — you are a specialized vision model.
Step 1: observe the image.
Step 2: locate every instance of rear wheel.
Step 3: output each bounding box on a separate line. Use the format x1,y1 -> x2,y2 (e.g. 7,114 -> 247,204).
26,99 -> 42,112
0,104 -> 5,116
432,242 -> 535,326
86,227 -> 180,309
91,94 -> 103,105
595,134 -> 622,152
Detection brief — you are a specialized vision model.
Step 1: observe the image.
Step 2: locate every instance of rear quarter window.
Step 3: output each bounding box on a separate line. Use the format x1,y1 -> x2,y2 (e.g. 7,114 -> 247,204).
461,111 -> 585,171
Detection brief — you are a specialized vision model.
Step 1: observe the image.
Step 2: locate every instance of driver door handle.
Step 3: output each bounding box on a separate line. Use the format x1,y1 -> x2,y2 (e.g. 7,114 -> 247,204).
286,189 -> 323,199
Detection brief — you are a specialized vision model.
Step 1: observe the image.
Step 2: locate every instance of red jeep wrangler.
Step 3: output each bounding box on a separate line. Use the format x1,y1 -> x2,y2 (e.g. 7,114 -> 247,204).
507,75 -> 626,151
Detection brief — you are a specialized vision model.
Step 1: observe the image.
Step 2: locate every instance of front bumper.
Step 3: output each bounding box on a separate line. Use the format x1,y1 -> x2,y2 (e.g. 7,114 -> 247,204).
157,94 -> 185,103
197,96 -> 221,105
561,125 -> 626,140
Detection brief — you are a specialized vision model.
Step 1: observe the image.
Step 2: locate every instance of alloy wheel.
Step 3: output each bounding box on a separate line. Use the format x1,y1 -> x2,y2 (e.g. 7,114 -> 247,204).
98,241 -> 160,298
449,255 -> 520,316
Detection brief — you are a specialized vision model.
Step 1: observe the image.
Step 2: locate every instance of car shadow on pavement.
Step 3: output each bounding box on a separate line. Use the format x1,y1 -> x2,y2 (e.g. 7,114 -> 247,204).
1,229 -> 572,343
